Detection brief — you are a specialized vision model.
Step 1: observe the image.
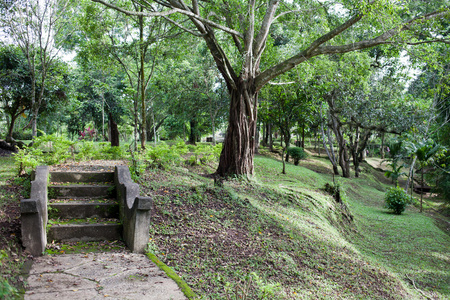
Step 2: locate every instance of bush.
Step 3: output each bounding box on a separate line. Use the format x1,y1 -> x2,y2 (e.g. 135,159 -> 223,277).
384,186 -> 410,215
287,147 -> 307,165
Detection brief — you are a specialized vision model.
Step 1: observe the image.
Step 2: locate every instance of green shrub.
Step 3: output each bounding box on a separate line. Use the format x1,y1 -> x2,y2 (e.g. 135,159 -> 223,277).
287,147 -> 307,165
32,133 -> 74,165
75,141 -> 98,161
145,142 -> 182,169
384,186 -> 410,215
97,143 -> 129,160
186,143 -> 222,166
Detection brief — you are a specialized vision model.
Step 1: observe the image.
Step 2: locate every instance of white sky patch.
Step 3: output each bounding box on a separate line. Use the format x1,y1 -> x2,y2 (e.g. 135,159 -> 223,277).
399,50 -> 422,90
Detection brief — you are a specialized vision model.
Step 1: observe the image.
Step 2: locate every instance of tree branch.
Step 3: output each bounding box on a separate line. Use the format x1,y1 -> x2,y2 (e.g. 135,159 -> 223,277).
255,8 -> 449,91
91,0 -> 243,38
253,0 -> 279,65
162,16 -> 203,36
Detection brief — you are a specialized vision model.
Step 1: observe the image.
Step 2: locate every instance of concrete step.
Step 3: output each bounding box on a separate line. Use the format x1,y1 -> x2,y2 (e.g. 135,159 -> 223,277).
48,202 -> 119,219
50,171 -> 114,183
47,219 -> 122,242
48,184 -> 115,198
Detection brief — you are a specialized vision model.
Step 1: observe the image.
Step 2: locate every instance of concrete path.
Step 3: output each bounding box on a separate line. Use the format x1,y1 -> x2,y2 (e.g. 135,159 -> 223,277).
25,252 -> 187,300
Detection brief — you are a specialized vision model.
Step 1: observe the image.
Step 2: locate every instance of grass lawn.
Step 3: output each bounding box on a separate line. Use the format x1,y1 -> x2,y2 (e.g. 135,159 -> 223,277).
138,153 -> 450,299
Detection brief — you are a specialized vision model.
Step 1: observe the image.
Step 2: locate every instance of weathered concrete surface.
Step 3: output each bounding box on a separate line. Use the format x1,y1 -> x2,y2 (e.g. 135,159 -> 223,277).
47,223 -> 123,242
48,184 -> 115,198
48,202 -> 119,219
25,252 -> 187,300
50,171 -> 114,183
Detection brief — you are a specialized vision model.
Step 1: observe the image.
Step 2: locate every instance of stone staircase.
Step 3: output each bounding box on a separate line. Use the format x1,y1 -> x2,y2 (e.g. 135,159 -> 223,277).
46,171 -> 122,243
21,165 -> 152,256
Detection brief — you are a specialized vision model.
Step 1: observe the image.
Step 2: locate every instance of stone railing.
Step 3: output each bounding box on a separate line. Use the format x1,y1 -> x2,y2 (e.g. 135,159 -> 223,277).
21,166 -> 49,256
114,166 -> 152,253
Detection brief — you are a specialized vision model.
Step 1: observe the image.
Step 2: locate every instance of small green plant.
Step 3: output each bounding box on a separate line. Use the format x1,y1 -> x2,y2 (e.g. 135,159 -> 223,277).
0,250 -> 19,299
384,186 -> 410,215
287,147 -> 307,165
324,181 -> 343,203
14,145 -> 42,175
384,160 -> 405,186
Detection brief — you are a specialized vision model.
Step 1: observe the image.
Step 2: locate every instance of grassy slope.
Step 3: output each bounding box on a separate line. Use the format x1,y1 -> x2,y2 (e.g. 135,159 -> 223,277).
140,154 -> 450,300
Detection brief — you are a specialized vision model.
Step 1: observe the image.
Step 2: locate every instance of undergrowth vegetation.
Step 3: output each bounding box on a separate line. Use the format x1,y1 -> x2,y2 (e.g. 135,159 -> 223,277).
13,133 -> 222,177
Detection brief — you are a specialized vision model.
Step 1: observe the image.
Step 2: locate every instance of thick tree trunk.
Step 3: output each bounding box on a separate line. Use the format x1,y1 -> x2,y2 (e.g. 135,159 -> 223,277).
216,81 -> 257,177
380,132 -> 385,159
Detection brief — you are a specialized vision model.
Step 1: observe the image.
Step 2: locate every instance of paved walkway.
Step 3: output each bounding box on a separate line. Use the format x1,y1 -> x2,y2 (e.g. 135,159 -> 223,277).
25,252 -> 187,300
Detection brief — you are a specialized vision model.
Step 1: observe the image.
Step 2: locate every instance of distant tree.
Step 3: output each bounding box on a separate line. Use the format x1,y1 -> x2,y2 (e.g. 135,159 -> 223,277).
0,45 -> 31,140
0,0 -> 75,138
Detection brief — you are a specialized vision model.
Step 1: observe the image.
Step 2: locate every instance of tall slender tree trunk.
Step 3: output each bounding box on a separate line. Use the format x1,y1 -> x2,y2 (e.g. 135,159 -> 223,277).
139,10 -> 146,149
268,123 -> 273,152
189,119 -> 197,145
330,112 -> 350,178
380,132 -> 385,159
30,68 -> 37,138
7,114 -> 18,139
211,119 -> 216,145
216,81 -> 257,177
255,124 -> 260,154
327,95 -> 350,178
262,122 -> 267,146
301,126 -> 305,148
321,122 -> 339,175
283,132 -> 291,162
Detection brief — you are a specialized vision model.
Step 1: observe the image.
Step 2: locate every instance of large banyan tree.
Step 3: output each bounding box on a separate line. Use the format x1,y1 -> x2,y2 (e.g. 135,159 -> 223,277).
92,0 -> 449,177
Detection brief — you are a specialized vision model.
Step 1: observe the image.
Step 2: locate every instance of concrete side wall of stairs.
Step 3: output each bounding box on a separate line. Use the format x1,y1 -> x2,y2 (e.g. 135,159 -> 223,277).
21,166 -> 49,256
115,166 -> 152,253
